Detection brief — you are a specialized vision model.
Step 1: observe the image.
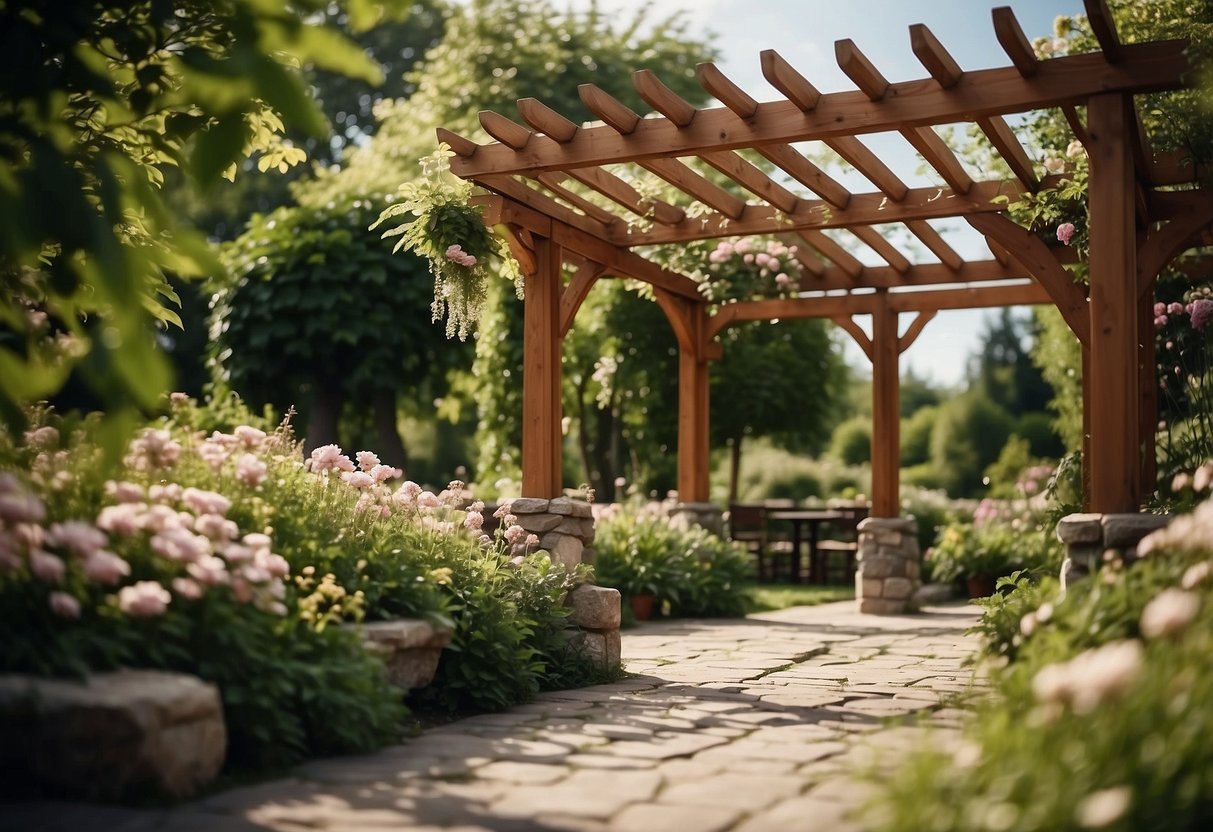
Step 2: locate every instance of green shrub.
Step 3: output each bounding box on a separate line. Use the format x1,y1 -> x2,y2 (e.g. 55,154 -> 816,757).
929,391 -> 1014,496
868,504 -> 1213,831
899,486 -> 970,555
830,416 -> 872,466
1,396 -> 600,771
900,405 -> 939,466
594,504 -> 750,619
927,517 -> 1062,586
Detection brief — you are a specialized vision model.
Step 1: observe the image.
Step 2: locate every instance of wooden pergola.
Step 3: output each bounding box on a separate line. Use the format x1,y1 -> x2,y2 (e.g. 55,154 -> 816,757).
439,1 -> 1211,518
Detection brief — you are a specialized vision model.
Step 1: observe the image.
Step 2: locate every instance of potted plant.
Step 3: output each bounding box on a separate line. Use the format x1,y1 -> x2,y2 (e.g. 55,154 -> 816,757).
928,521 -> 1051,599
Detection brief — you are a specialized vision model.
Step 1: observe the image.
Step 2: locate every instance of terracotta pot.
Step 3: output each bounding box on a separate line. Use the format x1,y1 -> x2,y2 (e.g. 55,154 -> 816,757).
629,593 -> 656,621
966,574 -> 997,599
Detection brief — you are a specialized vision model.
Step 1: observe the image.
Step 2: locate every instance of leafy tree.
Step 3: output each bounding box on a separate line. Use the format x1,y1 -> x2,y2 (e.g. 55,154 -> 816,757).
969,308 -> 1052,418
830,415 -> 873,468
901,405 -> 940,467
713,320 -> 845,502
929,391 -> 1015,497
328,0 -> 718,492
0,0 -> 397,439
213,197 -> 467,467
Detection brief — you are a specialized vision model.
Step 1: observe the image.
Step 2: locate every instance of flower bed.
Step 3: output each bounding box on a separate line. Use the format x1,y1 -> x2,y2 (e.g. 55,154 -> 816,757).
0,396 -> 600,779
866,499 -> 1213,831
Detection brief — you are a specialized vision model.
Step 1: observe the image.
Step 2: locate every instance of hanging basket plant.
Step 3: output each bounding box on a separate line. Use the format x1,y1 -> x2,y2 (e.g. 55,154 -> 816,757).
696,236 -> 804,304
372,145 -> 522,340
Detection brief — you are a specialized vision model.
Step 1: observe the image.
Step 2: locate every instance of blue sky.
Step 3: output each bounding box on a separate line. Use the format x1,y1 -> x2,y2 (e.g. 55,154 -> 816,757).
557,0 -> 1084,386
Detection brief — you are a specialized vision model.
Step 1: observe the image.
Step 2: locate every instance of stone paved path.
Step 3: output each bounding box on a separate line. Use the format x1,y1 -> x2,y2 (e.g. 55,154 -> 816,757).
2,601 -> 983,832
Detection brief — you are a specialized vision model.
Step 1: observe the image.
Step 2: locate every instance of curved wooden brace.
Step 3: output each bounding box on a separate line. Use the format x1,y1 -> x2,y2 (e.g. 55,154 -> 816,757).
965,213 -> 1090,345
1137,192 -> 1213,299
830,315 -> 873,362
654,289 -> 719,360
559,261 -> 606,338
502,223 -> 538,276
898,310 -> 937,353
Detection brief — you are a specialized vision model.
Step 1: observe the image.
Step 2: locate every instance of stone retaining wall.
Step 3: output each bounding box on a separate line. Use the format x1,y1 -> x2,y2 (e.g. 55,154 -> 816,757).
0,670 -> 226,800
361,620 -> 452,690
855,517 -> 921,615
666,502 -> 724,536
507,496 -> 597,569
1056,512 -> 1171,588
503,497 -> 621,671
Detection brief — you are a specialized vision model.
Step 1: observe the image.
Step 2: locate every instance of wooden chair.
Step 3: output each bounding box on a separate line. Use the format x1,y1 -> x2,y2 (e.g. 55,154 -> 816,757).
816,503 -> 869,585
727,503 -> 769,580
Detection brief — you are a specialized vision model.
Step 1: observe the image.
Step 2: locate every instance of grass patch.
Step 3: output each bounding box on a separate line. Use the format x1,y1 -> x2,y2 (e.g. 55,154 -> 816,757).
742,583 -> 855,613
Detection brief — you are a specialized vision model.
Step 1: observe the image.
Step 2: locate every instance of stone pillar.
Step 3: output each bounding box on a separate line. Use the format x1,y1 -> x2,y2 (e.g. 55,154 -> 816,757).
855,516 -> 920,615
507,496 -> 597,569
566,584 -> 622,669
667,501 -> 723,536
1056,512 -> 1170,589
507,497 -> 622,671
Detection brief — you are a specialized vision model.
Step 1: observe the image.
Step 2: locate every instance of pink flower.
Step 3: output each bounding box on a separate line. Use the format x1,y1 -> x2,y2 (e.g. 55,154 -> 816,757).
194,513 -> 238,542
0,490 -> 45,524
46,521 -> 107,558
370,464 -> 401,482
341,470 -> 375,489
1056,222 -> 1076,245
525,533 -> 540,548
94,504 -> 143,538
1140,588 -> 1200,638
182,487 -> 232,517
148,483 -> 181,504
118,581 -> 172,617
356,451 -> 381,471
1154,302 -> 1166,317
308,444 -> 355,474
1043,156 -> 1066,175
29,550 -> 66,584
197,440 -> 230,470
105,480 -> 145,503
1168,302 -> 1185,315
243,532 -> 272,551
171,577 -> 205,600
493,502 -> 513,519
464,511 -> 484,531
775,273 -> 791,288
264,554 -> 290,579
150,527 -> 211,563
124,428 -> 181,471
49,591 -> 81,619
1190,298 -> 1213,330
170,392 -> 190,405
187,556 -> 229,586
235,453 -> 267,487
504,524 -> 526,544
221,543 -> 253,564
82,549 -> 131,584
233,425 -> 267,448
417,491 -> 441,509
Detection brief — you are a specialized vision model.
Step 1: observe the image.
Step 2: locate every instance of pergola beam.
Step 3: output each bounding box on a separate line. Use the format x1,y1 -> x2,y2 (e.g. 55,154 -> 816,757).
450,41 -> 1190,178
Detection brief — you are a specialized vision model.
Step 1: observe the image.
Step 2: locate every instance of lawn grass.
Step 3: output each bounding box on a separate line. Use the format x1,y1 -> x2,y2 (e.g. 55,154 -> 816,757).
742,582 -> 854,613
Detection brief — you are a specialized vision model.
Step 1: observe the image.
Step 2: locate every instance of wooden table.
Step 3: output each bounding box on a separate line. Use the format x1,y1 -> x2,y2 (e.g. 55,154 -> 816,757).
766,509 -> 845,584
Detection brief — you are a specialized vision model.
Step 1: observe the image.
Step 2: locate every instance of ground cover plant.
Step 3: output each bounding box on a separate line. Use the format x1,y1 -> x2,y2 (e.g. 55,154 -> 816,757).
866,492 -> 1213,831
0,394 -> 596,778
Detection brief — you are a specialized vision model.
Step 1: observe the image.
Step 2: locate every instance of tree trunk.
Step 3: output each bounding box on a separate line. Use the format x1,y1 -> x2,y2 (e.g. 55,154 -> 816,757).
371,389 -> 409,476
728,434 -> 744,505
305,382 -> 343,457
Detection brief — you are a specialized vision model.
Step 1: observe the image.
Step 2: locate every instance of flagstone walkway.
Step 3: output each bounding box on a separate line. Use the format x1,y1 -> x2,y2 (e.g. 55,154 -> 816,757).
2,600 -> 984,832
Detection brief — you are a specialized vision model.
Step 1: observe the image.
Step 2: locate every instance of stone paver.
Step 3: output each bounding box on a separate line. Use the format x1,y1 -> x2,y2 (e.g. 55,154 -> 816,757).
0,601 -> 983,832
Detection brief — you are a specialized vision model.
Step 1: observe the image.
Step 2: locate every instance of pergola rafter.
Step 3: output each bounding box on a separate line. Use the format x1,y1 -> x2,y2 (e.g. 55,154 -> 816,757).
439,0 -> 1210,517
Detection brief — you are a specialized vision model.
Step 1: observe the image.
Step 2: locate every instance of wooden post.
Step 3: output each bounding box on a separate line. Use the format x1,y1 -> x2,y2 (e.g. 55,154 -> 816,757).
521,235 -> 563,498
1086,94 -> 1140,512
677,342 -> 711,503
871,294 -> 900,518
1138,288 -> 1158,494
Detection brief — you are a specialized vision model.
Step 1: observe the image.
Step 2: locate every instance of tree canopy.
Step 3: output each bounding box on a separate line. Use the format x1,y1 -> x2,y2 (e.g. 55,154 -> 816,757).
0,0 -> 403,443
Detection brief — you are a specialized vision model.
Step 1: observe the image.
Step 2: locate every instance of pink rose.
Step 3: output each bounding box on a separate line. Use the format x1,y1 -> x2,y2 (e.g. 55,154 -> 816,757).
172,577 -> 205,600
1190,299 -> 1213,331
356,451 -> 381,471
46,520 -> 108,558
235,453 -> 268,487
82,550 -> 131,585
1056,222 -> 1076,245
118,581 -> 171,617
49,591 -> 81,619
29,550 -> 66,584
341,471 -> 375,489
